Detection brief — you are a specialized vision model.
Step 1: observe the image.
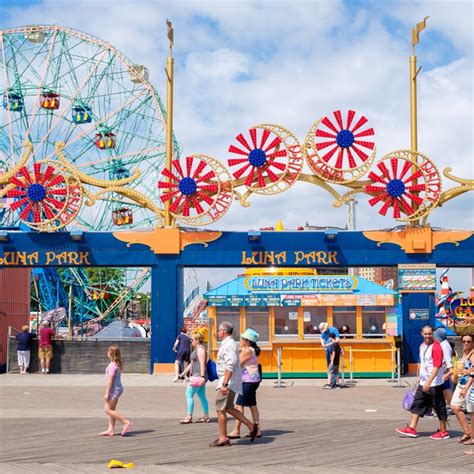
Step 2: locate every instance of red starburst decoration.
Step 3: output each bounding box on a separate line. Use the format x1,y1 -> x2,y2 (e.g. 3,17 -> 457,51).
158,156 -> 220,218
228,128 -> 287,188
365,157 -> 426,218
314,110 -> 375,170
7,163 -> 69,224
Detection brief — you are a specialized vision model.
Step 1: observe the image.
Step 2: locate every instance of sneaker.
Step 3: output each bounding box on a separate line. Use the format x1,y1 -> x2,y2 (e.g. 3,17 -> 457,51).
430,430 -> 450,440
396,426 -> 418,438
322,384 -> 333,390
171,376 -> 179,382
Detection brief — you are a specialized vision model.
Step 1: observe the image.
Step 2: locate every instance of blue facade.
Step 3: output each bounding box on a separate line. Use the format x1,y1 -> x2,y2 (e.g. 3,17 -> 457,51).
1,229 -> 473,372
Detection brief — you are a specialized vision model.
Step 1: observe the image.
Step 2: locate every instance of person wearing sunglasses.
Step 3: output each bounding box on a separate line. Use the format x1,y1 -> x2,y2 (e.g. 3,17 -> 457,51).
451,333 -> 474,451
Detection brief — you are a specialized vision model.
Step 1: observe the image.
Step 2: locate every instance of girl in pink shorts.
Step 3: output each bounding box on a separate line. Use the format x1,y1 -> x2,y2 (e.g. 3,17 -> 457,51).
98,345 -> 132,436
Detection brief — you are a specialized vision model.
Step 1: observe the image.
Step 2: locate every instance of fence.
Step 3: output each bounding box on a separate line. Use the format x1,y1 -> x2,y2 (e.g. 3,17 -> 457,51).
273,345 -> 402,387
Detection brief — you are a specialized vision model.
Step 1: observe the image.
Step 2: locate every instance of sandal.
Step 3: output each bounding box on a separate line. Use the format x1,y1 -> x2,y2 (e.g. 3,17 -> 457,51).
228,434 -> 241,439
463,439 -> 474,445
249,423 -> 259,442
179,417 -> 193,424
196,417 -> 211,423
209,438 -> 231,447
459,433 -> 471,443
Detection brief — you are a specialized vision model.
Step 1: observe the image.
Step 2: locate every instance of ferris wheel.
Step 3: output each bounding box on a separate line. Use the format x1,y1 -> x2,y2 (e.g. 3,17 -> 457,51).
0,25 -> 174,230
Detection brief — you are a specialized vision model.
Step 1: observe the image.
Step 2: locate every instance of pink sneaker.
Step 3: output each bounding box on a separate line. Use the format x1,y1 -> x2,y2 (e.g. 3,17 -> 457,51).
396,426 -> 418,438
430,430 -> 449,440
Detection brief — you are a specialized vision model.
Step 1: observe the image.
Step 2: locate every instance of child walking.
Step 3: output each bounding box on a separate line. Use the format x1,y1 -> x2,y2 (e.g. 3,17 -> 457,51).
98,345 -> 132,437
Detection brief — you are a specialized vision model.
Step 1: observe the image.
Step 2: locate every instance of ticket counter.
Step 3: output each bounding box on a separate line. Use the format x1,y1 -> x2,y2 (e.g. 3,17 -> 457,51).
204,270 -> 399,378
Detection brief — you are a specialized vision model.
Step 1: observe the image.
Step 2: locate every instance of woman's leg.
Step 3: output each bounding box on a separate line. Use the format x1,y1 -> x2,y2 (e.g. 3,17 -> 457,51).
184,385 -> 195,420
249,406 -> 261,436
196,385 -> 209,417
229,404 -> 244,436
452,404 -> 470,435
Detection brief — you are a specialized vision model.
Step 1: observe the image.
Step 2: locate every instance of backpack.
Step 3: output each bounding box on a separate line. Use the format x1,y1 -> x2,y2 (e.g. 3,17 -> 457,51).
206,359 -> 218,382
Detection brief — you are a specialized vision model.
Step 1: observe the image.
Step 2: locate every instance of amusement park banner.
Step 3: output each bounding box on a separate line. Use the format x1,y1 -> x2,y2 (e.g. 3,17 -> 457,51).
398,264 -> 436,292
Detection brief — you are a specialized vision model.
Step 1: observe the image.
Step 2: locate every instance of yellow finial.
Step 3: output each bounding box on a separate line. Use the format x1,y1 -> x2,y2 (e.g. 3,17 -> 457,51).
275,220 -> 285,231
412,16 -> 429,48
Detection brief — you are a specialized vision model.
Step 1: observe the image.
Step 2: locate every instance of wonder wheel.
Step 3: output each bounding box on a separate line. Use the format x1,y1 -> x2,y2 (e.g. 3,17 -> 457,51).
0,25 -> 175,230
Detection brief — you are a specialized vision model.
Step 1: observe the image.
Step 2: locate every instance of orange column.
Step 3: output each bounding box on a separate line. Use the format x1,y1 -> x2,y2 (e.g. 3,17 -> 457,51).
356,306 -> 363,339
298,306 -> 304,340
327,306 -> 333,326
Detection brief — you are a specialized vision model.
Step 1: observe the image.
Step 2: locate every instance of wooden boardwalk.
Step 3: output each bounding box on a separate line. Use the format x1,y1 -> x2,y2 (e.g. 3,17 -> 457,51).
0,375 -> 473,473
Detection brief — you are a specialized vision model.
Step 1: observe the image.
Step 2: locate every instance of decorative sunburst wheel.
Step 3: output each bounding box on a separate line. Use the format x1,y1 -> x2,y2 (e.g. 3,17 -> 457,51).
7,161 -> 83,231
304,109 -> 376,184
228,125 -> 303,195
158,154 -> 233,226
365,150 -> 441,222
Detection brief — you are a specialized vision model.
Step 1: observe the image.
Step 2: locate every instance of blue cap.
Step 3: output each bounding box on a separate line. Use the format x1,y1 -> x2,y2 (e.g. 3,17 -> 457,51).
433,327 -> 447,342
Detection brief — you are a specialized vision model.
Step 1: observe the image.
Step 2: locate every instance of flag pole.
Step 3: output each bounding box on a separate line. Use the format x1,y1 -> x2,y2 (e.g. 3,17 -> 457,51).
409,17 -> 428,223
165,19 -> 174,227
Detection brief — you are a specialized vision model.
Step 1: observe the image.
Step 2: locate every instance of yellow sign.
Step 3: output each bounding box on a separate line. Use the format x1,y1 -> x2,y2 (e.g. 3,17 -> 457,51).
0,251 -> 90,266
241,250 -> 339,266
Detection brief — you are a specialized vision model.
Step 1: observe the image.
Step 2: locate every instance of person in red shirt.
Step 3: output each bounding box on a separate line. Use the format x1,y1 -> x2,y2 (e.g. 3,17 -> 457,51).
396,325 -> 449,440
39,321 -> 58,374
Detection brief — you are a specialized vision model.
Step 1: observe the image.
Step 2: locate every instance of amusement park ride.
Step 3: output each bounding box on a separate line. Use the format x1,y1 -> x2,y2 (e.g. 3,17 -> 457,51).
0,20 -> 473,371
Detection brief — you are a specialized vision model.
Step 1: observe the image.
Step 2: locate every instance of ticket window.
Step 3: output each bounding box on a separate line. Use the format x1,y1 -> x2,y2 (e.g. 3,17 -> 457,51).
245,307 -> 269,342
362,306 -> 386,338
216,307 -> 241,341
303,306 -> 327,337
332,306 -> 357,338
274,307 -> 299,337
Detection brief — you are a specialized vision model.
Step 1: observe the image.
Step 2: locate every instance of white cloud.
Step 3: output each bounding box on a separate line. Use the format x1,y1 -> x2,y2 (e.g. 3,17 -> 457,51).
1,0 -> 472,235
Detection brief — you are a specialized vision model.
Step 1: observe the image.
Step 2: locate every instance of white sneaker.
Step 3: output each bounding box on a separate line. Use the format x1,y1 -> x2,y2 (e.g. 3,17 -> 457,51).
172,376 -> 179,382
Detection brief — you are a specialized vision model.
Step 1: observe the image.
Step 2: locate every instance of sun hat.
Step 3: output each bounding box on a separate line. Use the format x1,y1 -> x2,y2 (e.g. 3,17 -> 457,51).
241,328 -> 259,342
433,327 -> 447,342
319,322 -> 328,333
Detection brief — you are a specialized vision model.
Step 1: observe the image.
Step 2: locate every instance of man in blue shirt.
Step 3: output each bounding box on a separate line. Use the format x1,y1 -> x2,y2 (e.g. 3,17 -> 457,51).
319,322 -> 340,388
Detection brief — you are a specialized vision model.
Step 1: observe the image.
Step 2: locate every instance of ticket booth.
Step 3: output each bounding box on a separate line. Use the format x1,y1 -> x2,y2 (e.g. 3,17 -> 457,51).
205,269 -> 399,378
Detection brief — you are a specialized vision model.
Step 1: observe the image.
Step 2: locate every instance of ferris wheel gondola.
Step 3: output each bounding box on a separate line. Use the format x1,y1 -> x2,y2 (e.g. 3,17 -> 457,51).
0,24 -> 173,230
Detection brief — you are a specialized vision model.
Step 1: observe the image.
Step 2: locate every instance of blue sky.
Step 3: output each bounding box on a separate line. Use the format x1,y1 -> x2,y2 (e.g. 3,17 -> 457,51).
1,0 -> 473,292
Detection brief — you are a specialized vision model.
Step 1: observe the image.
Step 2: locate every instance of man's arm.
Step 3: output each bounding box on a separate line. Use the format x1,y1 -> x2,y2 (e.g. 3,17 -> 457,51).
221,342 -> 238,389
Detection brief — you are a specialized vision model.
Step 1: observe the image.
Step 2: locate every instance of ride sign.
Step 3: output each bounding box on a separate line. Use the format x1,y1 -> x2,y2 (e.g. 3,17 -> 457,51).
244,275 -> 356,292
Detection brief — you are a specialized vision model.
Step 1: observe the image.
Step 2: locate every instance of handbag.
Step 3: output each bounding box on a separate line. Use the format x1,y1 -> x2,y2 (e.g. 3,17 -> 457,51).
189,376 -> 205,387
402,386 -> 417,411
206,359 -> 218,382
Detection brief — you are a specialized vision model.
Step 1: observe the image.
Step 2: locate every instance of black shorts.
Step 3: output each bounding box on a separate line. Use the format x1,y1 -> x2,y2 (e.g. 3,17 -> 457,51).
411,385 -> 447,421
236,382 -> 260,407
176,351 -> 190,362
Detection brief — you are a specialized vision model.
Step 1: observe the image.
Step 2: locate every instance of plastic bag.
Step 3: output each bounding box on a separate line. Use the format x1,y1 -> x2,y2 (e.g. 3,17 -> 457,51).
402,386 -> 417,411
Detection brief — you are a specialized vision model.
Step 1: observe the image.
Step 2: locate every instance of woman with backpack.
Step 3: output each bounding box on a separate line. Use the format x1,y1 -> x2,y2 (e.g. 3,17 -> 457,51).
228,328 -> 262,439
